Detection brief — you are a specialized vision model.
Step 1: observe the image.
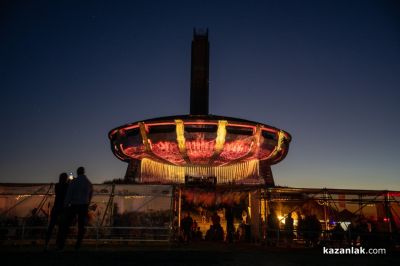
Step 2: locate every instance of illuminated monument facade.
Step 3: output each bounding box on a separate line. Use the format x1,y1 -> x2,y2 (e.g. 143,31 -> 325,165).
109,30 -> 291,186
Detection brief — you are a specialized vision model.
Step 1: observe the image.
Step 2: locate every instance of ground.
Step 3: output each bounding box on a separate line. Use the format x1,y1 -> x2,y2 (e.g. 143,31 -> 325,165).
1,242 -> 399,266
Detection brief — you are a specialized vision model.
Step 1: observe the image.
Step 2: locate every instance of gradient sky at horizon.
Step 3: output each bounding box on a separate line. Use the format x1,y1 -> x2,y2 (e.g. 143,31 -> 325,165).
0,0 -> 399,190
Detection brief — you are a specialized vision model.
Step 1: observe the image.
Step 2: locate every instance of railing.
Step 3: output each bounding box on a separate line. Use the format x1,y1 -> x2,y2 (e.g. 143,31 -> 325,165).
261,228 -> 398,248
0,224 -> 171,244
1,225 -> 398,249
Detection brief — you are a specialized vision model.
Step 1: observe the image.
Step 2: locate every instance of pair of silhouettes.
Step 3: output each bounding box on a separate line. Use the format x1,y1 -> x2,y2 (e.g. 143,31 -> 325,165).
45,166 -> 93,250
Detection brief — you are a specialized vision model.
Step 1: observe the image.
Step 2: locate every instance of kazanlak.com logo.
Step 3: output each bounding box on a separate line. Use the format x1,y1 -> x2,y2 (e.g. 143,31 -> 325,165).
323,246 -> 386,255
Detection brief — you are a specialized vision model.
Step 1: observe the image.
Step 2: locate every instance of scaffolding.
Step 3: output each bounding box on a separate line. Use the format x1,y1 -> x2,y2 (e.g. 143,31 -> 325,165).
0,183 -> 399,247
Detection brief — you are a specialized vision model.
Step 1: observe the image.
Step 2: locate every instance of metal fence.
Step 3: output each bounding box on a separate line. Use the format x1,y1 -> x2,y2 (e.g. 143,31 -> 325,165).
0,184 -> 173,244
1,184 -> 399,247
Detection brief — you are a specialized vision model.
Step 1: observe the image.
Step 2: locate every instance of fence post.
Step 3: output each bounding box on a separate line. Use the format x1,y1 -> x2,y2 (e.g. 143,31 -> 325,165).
21,220 -> 25,241
178,186 -> 182,229
277,228 -> 280,245
384,191 -> 392,233
168,185 -> 175,243
96,219 -> 99,248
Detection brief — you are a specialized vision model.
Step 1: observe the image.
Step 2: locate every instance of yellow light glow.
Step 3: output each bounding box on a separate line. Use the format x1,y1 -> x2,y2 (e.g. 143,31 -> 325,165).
250,125 -> 262,155
214,120 -> 227,152
254,125 -> 261,145
265,130 -> 286,160
276,130 -> 285,152
140,158 -> 260,184
139,122 -> 151,151
15,194 -> 30,200
175,119 -> 186,153
123,195 -> 148,199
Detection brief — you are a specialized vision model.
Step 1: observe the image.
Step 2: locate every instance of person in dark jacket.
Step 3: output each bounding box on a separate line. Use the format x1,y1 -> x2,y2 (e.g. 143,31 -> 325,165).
44,173 -> 69,249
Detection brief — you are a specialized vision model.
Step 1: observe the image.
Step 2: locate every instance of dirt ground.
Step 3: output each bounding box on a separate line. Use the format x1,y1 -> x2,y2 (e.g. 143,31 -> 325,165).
1,242 -> 399,266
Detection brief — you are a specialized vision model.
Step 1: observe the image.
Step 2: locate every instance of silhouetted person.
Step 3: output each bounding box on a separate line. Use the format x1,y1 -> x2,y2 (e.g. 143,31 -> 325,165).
347,220 -> 359,246
267,211 -> 279,246
195,227 -> 203,240
284,212 -> 294,247
209,212 -> 224,242
225,207 -> 234,243
44,173 -> 69,249
211,212 -> 221,227
358,218 -> 370,247
304,214 -> 321,247
297,214 -> 305,240
330,223 -> 345,246
57,167 -> 93,250
192,219 -> 198,236
181,212 -> 193,243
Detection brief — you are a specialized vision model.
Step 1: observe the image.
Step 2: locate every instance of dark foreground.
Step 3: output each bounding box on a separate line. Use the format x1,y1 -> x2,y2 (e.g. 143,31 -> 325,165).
1,243 -> 399,266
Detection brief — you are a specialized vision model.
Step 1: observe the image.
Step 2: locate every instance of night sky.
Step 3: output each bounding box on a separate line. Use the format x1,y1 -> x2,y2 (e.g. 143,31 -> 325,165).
1,0 -> 399,190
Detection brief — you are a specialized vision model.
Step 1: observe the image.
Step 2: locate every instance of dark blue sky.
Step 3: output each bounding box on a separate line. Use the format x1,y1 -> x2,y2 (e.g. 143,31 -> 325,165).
1,0 -> 399,189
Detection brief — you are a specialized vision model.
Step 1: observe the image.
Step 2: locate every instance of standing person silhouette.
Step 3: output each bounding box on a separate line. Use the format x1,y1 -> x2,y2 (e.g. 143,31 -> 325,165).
44,173 -> 69,250
57,167 -> 93,250
284,212 -> 294,247
181,212 -> 193,243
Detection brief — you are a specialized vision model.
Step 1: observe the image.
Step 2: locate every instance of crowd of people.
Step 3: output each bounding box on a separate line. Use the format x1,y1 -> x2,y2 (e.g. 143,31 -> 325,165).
345,217 -> 395,248
179,212 -> 204,242
265,210 -> 397,248
179,211 -> 228,243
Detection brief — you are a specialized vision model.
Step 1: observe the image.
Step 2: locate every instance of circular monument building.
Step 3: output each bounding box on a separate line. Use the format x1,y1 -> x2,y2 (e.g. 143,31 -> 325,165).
109,30 -> 291,186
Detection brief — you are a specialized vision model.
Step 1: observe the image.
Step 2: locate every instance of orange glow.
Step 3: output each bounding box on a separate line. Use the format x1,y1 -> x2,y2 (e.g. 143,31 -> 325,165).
111,118 -> 290,166
186,139 -> 215,164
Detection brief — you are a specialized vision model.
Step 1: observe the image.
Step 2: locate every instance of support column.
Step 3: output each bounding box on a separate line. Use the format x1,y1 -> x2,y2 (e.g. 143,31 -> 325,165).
250,190 -> 261,242
178,186 -> 182,228
323,190 -> 328,239
384,191 -> 392,233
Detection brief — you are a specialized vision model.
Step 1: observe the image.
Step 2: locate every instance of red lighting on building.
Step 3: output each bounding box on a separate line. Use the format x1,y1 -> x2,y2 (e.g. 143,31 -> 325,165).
108,30 -> 292,186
